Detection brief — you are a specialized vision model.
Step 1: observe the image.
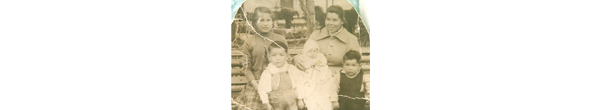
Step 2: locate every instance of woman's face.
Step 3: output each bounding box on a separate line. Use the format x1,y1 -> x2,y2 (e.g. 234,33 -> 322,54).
325,12 -> 343,32
256,13 -> 273,33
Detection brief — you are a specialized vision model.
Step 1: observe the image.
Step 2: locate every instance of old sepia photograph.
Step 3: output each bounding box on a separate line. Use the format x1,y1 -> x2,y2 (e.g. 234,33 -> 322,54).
231,0 -> 369,110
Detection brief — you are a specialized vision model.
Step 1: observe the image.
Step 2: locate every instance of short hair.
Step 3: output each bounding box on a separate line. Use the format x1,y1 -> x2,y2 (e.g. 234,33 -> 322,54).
268,41 -> 288,53
252,7 -> 275,28
326,5 -> 346,24
343,50 -> 361,63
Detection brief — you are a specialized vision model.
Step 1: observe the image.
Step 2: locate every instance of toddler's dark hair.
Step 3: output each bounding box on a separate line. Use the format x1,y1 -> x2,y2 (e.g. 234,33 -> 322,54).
343,50 -> 361,63
268,41 -> 288,53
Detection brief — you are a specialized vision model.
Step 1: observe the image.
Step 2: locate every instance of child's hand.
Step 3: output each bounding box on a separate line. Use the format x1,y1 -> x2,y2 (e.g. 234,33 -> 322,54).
332,101 -> 339,109
297,99 -> 305,109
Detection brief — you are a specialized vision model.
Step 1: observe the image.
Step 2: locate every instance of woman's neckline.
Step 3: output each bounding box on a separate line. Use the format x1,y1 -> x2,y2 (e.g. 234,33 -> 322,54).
328,27 -> 344,36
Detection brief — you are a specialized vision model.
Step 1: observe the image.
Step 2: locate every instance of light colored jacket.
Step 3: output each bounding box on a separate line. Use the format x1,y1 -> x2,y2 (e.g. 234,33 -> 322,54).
257,63 -> 303,104
309,27 -> 361,66
299,64 -> 337,110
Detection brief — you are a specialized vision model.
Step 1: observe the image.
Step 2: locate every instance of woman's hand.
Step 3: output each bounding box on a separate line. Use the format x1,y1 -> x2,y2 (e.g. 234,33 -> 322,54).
292,55 -> 307,71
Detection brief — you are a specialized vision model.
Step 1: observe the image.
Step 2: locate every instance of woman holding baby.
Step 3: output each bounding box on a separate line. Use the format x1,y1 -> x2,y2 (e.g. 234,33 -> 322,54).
293,5 -> 362,110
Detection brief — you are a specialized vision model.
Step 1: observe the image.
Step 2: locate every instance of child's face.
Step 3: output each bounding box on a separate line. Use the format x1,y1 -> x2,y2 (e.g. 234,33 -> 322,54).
256,13 -> 273,33
342,59 -> 361,76
268,47 -> 287,67
305,48 -> 319,59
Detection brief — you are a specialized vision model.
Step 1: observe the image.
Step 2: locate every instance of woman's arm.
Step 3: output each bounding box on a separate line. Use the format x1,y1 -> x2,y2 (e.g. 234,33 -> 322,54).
292,30 -> 320,71
292,54 -> 307,71
245,71 -> 260,89
240,38 -> 259,88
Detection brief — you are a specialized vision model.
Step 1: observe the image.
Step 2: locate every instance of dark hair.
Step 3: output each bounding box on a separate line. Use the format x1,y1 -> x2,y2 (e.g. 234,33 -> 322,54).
268,41 -> 288,53
326,5 -> 347,28
343,50 -> 361,63
314,6 -> 325,29
252,7 -> 275,28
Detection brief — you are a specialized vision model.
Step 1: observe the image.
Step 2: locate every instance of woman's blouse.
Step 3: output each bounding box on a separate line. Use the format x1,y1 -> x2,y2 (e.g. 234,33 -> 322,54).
308,27 -> 361,66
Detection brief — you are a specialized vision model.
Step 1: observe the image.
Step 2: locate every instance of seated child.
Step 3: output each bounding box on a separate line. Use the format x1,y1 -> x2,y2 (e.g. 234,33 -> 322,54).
336,50 -> 370,110
258,41 -> 303,110
298,39 -> 329,72
296,39 -> 337,110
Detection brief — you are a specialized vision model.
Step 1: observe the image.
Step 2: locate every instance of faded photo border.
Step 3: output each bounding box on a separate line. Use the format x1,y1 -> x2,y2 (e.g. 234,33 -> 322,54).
231,0 -> 370,110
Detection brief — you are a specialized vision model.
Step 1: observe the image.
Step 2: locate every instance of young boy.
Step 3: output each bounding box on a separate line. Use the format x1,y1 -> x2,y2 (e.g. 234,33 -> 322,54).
336,50 -> 370,110
258,41 -> 303,110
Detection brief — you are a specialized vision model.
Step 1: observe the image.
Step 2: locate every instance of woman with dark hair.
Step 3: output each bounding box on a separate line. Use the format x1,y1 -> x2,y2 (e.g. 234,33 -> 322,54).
312,5 -> 360,66
294,5 -> 361,110
235,6 -> 288,110
296,5 -> 361,72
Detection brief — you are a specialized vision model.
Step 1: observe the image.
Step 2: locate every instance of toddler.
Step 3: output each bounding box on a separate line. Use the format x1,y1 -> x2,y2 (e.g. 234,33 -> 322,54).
336,50 -> 370,110
258,41 -> 303,110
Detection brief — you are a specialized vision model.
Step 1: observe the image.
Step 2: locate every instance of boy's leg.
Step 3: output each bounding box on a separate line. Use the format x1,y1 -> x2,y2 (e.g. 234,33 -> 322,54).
269,99 -> 285,110
269,94 -> 281,110
345,100 -> 366,110
337,97 -> 348,110
270,90 -> 297,110
287,98 -> 297,110
270,102 -> 285,110
281,91 -> 297,110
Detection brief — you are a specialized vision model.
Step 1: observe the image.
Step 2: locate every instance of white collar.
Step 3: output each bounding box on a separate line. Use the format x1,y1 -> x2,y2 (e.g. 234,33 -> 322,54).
328,27 -> 344,36
341,69 -> 361,79
267,63 -> 290,74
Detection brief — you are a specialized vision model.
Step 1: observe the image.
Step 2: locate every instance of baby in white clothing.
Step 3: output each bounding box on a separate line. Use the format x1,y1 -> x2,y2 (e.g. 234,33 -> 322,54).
296,39 -> 336,110
300,39 -> 329,73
